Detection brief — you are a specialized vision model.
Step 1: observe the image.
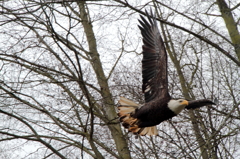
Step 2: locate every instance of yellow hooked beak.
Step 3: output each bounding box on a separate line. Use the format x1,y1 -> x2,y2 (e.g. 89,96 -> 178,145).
181,100 -> 189,106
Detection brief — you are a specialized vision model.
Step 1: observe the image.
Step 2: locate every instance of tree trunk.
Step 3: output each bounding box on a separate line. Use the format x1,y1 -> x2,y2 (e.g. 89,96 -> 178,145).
161,24 -> 211,159
217,0 -> 240,61
78,2 -> 131,159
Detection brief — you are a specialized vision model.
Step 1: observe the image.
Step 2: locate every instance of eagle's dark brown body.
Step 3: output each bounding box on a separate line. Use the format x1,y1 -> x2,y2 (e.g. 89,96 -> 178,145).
117,10 -> 216,136
133,97 -> 174,128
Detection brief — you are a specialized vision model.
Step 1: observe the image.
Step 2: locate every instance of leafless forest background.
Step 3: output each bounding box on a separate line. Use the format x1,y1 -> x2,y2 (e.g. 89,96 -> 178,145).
0,0 -> 239,159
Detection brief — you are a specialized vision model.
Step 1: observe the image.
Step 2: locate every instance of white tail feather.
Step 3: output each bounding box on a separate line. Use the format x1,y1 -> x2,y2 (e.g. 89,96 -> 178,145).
118,106 -> 135,116
118,97 -> 158,136
118,96 -> 139,106
139,126 -> 158,136
118,97 -> 139,117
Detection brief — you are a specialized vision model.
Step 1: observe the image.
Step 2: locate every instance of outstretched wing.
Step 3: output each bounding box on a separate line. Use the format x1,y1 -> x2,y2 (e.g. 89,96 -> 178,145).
138,10 -> 170,103
185,99 -> 216,109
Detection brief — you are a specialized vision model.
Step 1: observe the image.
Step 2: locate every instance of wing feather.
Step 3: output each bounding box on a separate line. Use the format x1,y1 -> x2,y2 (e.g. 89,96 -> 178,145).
138,10 -> 170,103
186,99 -> 216,109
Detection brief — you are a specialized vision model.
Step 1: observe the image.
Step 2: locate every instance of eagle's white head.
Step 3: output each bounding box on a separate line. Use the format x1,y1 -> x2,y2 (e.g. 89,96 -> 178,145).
168,99 -> 189,114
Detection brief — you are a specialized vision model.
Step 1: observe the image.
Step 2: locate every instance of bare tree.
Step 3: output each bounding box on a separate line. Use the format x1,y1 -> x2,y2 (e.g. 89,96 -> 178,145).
0,1 -> 131,158
0,0 -> 239,159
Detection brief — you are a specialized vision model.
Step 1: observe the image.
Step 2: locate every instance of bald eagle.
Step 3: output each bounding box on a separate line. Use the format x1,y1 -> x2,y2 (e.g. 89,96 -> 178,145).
118,11 -> 215,136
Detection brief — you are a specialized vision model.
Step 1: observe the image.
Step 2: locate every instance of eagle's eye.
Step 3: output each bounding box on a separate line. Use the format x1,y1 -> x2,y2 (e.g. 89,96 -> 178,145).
179,100 -> 183,103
